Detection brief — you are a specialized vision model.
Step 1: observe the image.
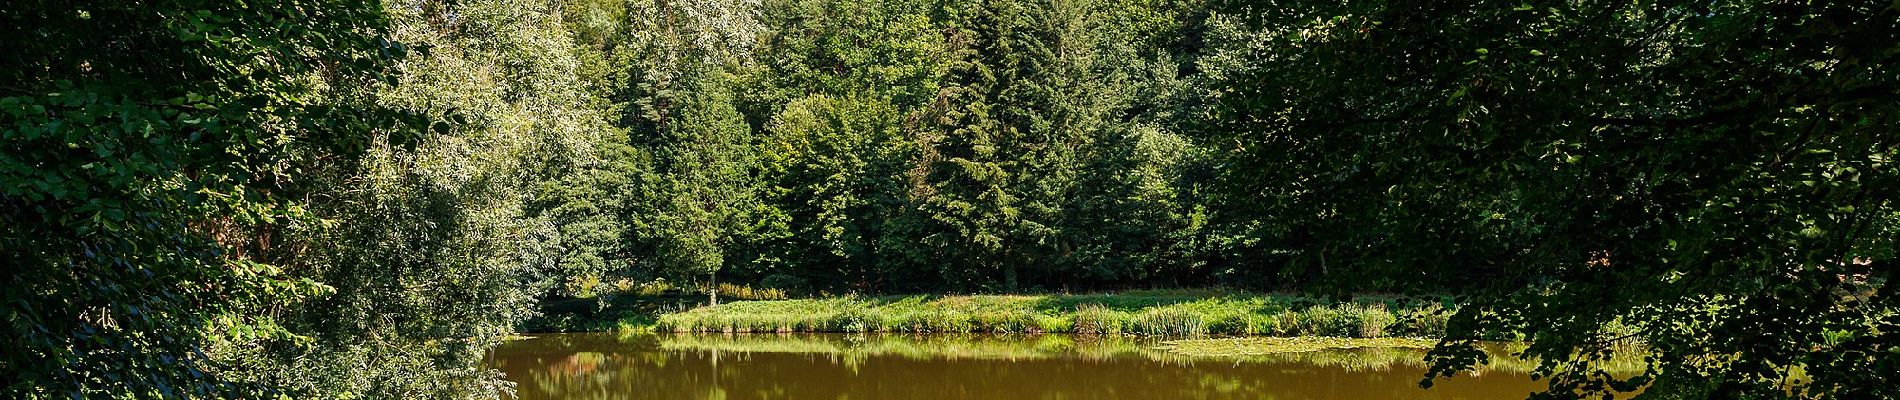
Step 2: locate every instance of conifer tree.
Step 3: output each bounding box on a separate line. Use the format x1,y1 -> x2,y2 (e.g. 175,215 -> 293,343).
653,75 -> 768,305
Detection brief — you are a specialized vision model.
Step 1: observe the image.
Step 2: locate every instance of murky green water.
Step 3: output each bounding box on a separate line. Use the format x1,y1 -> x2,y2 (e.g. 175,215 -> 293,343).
487,333 -> 1550,400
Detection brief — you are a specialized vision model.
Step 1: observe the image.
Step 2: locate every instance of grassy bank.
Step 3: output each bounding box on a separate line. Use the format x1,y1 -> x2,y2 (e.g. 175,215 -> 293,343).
650,290 -> 1452,338
533,332 -> 1650,375
663,334 -> 1437,362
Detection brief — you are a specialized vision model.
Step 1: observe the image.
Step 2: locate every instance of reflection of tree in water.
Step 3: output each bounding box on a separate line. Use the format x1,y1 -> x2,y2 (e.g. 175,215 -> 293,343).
486,335 -> 646,400
552,352 -> 605,377
489,333 -> 1646,400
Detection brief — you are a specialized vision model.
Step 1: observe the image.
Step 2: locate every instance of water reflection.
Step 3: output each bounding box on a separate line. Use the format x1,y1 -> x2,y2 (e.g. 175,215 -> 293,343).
488,333 -> 1555,400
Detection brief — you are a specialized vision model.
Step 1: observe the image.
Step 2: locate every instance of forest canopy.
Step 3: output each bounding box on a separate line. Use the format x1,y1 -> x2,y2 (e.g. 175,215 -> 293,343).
3,0 -> 1896,399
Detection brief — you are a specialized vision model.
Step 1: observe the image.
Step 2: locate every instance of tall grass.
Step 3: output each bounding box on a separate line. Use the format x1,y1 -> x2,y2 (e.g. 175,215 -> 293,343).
716,283 -> 788,301
655,292 -> 1454,338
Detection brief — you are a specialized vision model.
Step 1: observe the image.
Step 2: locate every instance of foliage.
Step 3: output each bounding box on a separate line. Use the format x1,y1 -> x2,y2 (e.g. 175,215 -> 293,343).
756,95 -> 916,291
12,0 -> 1894,398
1201,0 -> 1900,398
579,0 -> 1224,295
227,1 -> 638,397
647,75 -> 775,304
1,1 -> 411,398
5,0 -> 641,397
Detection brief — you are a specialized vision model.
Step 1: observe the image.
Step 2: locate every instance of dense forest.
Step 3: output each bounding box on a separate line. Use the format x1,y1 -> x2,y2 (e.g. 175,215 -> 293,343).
4,0 -> 1897,399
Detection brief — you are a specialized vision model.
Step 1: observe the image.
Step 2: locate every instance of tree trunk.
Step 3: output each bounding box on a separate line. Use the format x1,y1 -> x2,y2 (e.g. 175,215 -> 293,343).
1002,246 -> 1019,293
708,271 -> 719,306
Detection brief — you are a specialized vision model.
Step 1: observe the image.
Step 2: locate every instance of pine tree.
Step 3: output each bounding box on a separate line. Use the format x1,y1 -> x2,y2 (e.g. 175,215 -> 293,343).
652,74 -> 766,305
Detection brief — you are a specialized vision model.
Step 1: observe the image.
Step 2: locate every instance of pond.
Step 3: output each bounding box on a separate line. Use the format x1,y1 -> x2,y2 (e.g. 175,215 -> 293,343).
486,333 -> 1552,400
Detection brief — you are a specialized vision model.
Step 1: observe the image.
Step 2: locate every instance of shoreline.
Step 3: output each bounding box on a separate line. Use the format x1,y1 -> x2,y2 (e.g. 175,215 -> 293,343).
503,331 -> 1652,375
527,290 -> 1457,339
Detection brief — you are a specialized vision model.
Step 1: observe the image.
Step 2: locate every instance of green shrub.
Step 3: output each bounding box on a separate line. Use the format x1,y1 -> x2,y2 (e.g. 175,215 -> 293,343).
1393,302 -> 1449,337
1204,312 -> 1250,335
1034,314 -> 1074,333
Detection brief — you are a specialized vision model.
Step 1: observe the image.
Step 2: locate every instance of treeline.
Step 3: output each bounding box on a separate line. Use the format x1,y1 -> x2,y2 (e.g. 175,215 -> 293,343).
544,0 -> 1245,296
2,0 -> 1243,397
5,0 -> 1897,399
534,0 -> 1455,298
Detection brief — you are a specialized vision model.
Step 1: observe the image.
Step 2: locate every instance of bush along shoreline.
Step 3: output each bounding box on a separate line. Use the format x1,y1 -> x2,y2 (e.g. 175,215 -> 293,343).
643,290 -> 1454,338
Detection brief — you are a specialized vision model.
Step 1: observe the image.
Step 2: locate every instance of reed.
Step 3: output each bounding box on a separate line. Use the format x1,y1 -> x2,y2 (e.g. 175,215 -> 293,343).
1129,307 -> 1205,336
1071,304 -> 1125,335
654,292 -> 1455,338
717,283 -> 789,300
